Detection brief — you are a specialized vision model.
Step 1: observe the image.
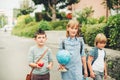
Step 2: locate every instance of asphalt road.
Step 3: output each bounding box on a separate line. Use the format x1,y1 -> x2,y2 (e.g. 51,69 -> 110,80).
0,31 -> 34,80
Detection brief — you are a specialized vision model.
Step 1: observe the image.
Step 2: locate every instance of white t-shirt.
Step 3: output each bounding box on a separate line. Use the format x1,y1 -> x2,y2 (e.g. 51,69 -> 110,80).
92,49 -> 105,72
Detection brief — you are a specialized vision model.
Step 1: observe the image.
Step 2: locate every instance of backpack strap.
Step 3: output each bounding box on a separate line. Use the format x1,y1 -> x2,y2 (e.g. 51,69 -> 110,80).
79,37 -> 83,55
62,40 -> 65,49
91,47 -> 106,64
104,50 -> 106,61
91,47 -> 98,64
80,41 -> 82,55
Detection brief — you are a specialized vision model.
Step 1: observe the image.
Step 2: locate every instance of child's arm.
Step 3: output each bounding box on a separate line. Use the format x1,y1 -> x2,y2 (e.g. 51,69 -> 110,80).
82,56 -> 88,77
47,61 -> 53,70
47,48 -> 53,70
29,63 -> 42,68
88,56 -> 95,78
104,61 -> 108,79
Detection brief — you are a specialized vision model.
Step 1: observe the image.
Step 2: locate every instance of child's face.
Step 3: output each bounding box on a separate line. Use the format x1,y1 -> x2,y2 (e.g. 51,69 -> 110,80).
96,42 -> 106,49
67,26 -> 78,38
35,34 -> 47,46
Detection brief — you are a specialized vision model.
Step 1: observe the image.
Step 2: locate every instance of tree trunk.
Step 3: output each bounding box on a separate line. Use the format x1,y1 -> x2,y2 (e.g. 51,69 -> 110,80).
106,0 -> 109,21
106,7 -> 109,21
51,4 -> 56,21
48,1 -> 56,21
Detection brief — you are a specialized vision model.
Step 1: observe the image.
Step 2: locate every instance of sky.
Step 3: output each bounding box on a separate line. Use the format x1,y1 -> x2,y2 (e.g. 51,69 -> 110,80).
0,0 -> 21,24
0,0 -> 20,16
0,0 -> 44,17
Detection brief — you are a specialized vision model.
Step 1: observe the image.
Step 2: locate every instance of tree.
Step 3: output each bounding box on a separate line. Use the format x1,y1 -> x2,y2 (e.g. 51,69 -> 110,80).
32,0 -> 80,21
105,0 -> 120,10
19,0 -> 35,15
0,15 -> 7,28
76,7 -> 94,24
102,0 -> 120,20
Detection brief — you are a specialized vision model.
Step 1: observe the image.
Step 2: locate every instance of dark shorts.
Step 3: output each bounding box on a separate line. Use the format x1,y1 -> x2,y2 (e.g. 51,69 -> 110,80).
31,73 -> 50,80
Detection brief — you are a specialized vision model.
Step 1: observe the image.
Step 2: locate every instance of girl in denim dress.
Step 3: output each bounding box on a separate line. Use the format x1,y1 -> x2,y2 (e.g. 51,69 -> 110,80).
58,20 -> 88,80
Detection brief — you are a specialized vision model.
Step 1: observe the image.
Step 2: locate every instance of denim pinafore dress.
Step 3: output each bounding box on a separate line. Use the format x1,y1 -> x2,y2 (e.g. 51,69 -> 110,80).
59,37 -> 85,80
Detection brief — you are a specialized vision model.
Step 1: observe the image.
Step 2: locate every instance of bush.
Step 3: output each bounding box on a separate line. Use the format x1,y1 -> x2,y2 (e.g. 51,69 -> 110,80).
12,23 -> 26,36
17,15 -> 34,24
85,16 -> 106,25
76,7 -> 94,24
49,20 -> 68,30
24,15 -> 34,24
87,18 -> 98,24
21,22 -> 39,37
107,57 -> 120,80
104,14 -> 120,49
12,22 -> 39,38
84,23 -> 106,46
98,16 -> 106,23
38,20 -> 51,30
12,20 -> 68,37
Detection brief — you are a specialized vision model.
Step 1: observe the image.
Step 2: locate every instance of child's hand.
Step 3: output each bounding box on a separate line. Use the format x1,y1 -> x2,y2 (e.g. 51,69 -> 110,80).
104,73 -> 108,79
36,64 -> 42,69
37,61 -> 44,67
90,71 -> 95,78
47,64 -> 52,70
58,64 -> 65,70
84,69 -> 88,77
58,64 -> 68,72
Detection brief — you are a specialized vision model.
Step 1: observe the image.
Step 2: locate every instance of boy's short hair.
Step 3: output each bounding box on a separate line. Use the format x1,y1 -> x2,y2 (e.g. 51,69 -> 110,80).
34,29 -> 46,38
94,33 -> 107,46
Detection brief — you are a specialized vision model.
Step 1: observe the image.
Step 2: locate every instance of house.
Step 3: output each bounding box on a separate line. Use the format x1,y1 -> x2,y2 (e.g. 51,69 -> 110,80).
72,0 -> 110,18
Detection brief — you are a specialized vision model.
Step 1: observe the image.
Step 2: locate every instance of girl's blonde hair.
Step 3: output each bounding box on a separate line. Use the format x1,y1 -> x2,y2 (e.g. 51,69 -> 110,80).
94,33 -> 107,46
66,19 -> 81,37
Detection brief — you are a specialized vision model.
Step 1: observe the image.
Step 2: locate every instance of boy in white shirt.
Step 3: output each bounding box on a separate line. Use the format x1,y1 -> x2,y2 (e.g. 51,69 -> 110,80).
88,33 -> 108,80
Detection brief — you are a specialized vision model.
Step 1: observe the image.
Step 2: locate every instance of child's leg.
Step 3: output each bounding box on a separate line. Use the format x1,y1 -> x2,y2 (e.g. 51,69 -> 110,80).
93,71 -> 104,80
94,75 -> 102,80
